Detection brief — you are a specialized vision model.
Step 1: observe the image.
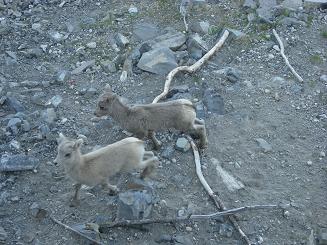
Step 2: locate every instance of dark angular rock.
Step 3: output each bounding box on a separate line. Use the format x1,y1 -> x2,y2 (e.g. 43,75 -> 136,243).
5,97 -> 25,112
203,89 -> 225,115
133,22 -> 159,41
0,154 -> 40,172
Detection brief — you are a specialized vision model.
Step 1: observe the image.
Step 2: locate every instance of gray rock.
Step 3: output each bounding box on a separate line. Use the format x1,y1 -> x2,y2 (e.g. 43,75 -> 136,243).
320,74 -> 327,82
203,89 -> 225,115
243,0 -> 257,9
255,138 -> 272,152
39,124 -> 50,138
304,0 -> 327,8
166,85 -> 189,98
48,95 -> 62,108
0,154 -> 40,172
100,60 -> 117,73
128,6 -> 138,14
191,21 -> 210,35
219,223 -> 234,238
318,231 -> 327,245
280,17 -> 306,26
228,28 -> 246,41
151,31 -> 186,51
71,60 -> 95,75
175,50 -> 189,65
48,30 -> 65,42
187,33 -> 207,59
256,0 -> 278,23
70,223 -> 98,241
86,41 -> 97,49
32,92 -> 46,105
195,101 -> 205,119
22,120 -> 31,132
41,108 -> 57,125
85,87 -> 97,97
117,189 -> 153,220
281,0 -> 303,9
137,47 -> 178,75
114,33 -> 129,48
161,145 -> 175,159
156,234 -> 173,243
0,226 -> 7,242
133,22 -> 159,41
7,117 -> 21,134
56,70 -> 70,83
173,235 -> 193,245
29,202 -> 47,219
175,137 -> 190,152
21,80 -> 40,87
5,97 -> 25,112
225,67 -> 241,83
21,48 -> 43,58
32,23 -> 42,31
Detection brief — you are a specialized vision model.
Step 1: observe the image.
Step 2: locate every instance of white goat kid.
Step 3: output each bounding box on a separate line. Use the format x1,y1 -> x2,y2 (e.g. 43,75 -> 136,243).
54,133 -> 158,206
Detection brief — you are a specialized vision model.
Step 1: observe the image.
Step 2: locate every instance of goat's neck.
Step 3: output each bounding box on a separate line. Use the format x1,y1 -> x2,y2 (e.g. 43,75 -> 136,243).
110,95 -> 130,124
65,151 -> 83,177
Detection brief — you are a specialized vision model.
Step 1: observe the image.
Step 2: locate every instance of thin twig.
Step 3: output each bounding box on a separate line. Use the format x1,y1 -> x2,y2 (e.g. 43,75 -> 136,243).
99,204 -> 280,230
50,215 -> 103,245
272,29 -> 304,83
186,136 -> 252,245
152,30 -> 229,103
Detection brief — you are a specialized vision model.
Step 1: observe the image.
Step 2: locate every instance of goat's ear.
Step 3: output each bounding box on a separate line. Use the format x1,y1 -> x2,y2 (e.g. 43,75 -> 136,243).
57,133 -> 66,144
104,84 -> 112,92
73,139 -> 83,149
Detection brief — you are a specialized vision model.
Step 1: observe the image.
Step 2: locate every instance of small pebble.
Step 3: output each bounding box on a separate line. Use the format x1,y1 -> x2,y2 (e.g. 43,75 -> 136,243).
307,160 -> 313,166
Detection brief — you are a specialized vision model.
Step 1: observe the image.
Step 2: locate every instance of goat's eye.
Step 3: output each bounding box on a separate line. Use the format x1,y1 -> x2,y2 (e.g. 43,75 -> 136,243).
65,153 -> 71,157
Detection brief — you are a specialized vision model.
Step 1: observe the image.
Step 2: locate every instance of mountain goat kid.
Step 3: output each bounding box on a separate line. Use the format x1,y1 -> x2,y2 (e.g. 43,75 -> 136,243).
54,133 -> 158,206
95,85 -> 208,149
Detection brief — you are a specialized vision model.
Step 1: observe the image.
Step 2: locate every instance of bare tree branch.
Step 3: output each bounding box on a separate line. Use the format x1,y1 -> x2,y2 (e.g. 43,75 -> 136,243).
272,29 -> 304,83
152,30 -> 229,103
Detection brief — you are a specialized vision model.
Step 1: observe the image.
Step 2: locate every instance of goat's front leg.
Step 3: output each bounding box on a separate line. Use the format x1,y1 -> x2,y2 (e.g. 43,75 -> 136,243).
149,130 -> 161,150
70,183 -> 81,207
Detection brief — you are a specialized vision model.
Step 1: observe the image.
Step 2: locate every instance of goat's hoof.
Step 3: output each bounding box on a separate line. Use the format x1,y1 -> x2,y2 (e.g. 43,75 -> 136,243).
153,142 -> 162,150
69,199 -> 80,207
107,186 -> 119,195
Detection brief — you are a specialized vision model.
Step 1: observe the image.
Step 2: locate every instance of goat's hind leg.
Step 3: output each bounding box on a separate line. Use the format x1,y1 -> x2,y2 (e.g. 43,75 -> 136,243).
192,123 -> 208,148
149,131 -> 162,150
102,181 -> 119,195
194,118 -> 205,125
140,156 -> 158,179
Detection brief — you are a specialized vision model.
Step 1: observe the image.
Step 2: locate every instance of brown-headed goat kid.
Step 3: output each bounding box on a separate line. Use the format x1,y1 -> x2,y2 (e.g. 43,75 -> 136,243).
54,133 -> 158,206
95,85 -> 208,149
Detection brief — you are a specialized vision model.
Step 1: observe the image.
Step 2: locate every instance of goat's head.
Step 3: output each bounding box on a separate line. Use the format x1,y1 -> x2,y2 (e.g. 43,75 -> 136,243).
95,85 -> 116,117
54,133 -> 83,167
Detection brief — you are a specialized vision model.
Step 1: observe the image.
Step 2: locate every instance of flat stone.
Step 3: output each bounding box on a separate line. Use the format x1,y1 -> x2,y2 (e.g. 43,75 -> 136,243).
29,202 -> 47,219
56,70 -> 70,83
281,0 -> 303,9
71,60 -> 95,75
203,89 -> 225,115
225,67 -> 242,83
117,189 -> 153,220
0,154 -> 40,172
219,223 -> 234,238
48,95 -> 62,107
228,28 -> 246,41
320,74 -> 327,82
137,47 -> 178,75
243,0 -> 257,9
133,22 -> 159,41
114,33 -> 129,48
41,108 -> 57,125
21,48 -> 43,58
21,80 -> 40,87
0,226 -> 7,242
255,138 -> 272,152
318,231 -> 327,245
256,0 -> 278,23
191,21 -> 210,35
31,92 -> 46,105
48,30 -> 65,42
100,60 -> 117,73
175,137 -> 191,152
5,97 -> 25,112
280,17 -> 306,26
86,42 -> 97,49
151,31 -> 186,51
304,0 -> 327,8
187,33 -> 207,59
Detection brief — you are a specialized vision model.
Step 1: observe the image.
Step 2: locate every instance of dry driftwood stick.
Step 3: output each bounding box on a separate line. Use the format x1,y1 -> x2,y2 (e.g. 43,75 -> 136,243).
99,204 -> 280,230
152,30 -> 229,103
186,136 -> 252,245
50,215 -> 103,245
272,29 -> 304,83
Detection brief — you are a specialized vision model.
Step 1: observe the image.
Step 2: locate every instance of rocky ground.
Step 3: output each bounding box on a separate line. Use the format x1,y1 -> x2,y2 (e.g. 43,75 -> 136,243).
1,0 -> 327,244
